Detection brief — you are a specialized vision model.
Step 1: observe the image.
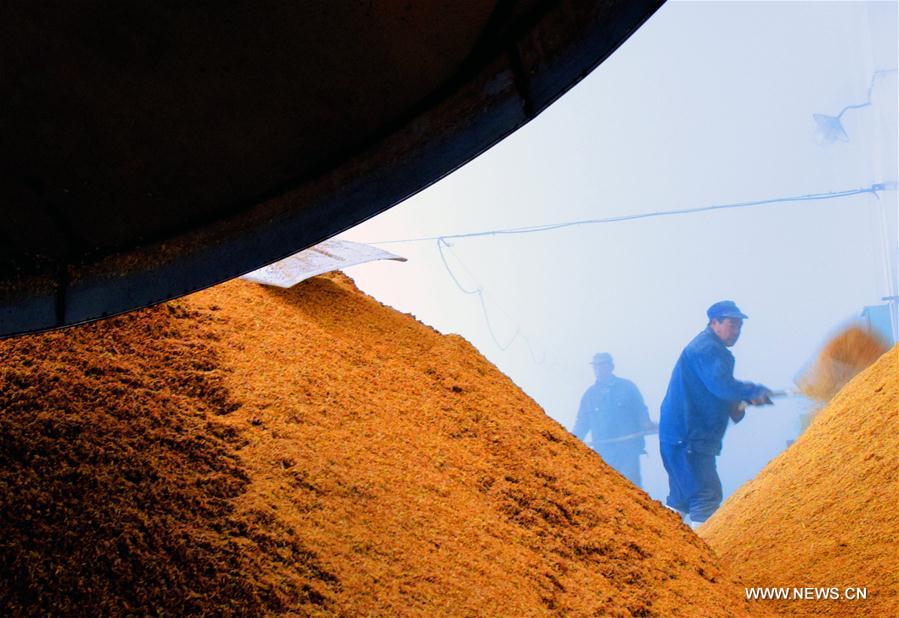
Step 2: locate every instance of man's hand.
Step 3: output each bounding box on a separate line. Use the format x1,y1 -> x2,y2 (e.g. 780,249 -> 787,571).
749,386 -> 774,406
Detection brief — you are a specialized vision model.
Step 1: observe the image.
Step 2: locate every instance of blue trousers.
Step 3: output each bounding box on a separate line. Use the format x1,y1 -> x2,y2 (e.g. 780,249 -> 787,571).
660,442 -> 722,523
594,443 -> 643,489
603,449 -> 643,489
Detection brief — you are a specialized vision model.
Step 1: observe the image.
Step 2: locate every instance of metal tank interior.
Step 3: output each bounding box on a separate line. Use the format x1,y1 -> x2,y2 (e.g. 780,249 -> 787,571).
0,0 -> 662,336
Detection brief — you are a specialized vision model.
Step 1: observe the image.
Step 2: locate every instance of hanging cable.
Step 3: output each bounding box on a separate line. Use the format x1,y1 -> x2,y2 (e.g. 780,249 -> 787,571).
436,238 -> 544,362
435,237 -> 480,295
835,69 -> 897,119
367,182 -> 896,245
815,70 -> 898,143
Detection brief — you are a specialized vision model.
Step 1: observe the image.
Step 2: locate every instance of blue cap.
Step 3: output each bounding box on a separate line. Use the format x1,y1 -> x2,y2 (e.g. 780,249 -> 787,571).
590,352 -> 613,365
707,300 -> 748,320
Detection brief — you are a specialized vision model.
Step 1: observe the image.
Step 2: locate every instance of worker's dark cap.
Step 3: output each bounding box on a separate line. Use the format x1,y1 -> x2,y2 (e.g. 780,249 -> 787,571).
707,300 -> 748,320
590,352 -> 613,365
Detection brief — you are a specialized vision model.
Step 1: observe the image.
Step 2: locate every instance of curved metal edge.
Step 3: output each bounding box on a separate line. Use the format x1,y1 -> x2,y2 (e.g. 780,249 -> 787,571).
1,0 -> 665,338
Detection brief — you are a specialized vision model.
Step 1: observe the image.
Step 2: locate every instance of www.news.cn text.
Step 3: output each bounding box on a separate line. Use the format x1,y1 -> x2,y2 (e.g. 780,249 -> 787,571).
745,587 -> 867,601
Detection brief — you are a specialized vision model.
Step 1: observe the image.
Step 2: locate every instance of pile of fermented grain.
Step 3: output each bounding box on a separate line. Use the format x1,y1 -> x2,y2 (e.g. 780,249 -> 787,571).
702,345 -> 897,616
1,274 -> 754,615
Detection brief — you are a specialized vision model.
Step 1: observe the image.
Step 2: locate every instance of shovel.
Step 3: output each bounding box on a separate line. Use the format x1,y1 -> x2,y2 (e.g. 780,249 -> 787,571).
746,325 -> 888,408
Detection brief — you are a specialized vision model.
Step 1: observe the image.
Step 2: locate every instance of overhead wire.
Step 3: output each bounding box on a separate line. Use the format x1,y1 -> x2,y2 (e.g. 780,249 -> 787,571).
374,180 -> 896,360
367,182 -> 896,245
363,69 -> 899,358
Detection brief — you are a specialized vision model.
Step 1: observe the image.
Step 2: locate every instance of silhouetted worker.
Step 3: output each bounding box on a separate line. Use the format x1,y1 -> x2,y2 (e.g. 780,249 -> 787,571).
573,353 -> 656,488
659,300 -> 772,527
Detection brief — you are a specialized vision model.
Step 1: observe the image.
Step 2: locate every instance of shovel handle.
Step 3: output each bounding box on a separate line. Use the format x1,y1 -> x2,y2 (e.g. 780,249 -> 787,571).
769,389 -> 801,399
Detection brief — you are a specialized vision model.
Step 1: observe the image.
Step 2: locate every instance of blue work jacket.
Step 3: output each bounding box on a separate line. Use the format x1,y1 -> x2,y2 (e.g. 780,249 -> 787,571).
659,327 -> 764,455
573,376 -> 651,453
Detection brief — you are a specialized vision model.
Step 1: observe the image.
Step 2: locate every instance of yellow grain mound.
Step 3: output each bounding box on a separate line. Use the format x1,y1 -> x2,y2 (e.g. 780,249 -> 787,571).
702,345 -> 898,616
1,274 -> 760,615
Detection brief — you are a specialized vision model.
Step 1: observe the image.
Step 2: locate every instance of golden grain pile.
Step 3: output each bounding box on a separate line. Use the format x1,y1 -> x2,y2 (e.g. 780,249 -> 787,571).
702,345 -> 897,616
0,274 -> 758,616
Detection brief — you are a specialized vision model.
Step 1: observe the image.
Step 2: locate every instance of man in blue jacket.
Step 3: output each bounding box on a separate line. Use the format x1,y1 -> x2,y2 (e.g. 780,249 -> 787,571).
659,300 -> 772,526
574,353 -> 656,488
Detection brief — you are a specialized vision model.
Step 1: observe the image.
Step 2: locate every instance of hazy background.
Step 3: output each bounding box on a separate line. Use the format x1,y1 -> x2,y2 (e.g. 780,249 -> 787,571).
336,1 -> 898,504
